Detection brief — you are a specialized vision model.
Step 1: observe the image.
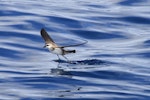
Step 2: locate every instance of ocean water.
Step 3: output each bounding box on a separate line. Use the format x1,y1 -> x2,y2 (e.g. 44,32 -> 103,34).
0,0 -> 150,100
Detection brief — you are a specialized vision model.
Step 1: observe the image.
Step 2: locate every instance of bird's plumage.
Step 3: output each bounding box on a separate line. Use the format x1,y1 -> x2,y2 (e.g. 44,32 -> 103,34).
40,28 -> 87,61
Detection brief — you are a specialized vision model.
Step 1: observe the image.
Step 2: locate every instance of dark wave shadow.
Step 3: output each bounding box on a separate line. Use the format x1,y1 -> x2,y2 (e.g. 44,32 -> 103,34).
53,59 -> 107,65
50,59 -> 110,76
118,16 -> 150,25
70,30 -> 127,40
47,16 -> 82,28
118,0 -> 145,6
4,42 -> 43,51
143,40 -> 150,47
0,48 -> 22,59
0,31 -> 41,42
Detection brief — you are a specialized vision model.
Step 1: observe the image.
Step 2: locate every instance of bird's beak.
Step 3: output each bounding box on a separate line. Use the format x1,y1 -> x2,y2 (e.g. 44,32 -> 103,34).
43,45 -> 46,48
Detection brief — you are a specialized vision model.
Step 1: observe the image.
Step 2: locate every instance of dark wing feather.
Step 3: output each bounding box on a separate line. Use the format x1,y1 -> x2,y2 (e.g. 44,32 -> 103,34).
41,28 -> 87,48
40,28 -> 55,43
40,28 -> 58,47
59,40 -> 88,48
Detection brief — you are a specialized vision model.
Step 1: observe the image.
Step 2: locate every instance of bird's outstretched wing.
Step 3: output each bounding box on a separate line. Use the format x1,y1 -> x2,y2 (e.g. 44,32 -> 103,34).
40,28 -> 58,47
59,40 -> 88,48
41,28 -> 87,48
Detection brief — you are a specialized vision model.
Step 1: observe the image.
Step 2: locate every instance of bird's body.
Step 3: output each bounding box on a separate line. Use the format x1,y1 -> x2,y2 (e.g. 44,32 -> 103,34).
45,43 -> 76,55
51,48 -> 63,55
45,43 -> 62,55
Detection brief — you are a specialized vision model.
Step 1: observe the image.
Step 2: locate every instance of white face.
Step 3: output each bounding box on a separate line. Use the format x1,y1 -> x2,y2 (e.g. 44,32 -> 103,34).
46,44 -> 52,48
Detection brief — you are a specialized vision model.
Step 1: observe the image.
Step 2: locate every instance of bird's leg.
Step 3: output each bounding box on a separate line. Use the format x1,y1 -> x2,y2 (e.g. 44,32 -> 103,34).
57,61 -> 61,68
62,55 -> 71,63
57,54 -> 61,61
56,55 -> 62,68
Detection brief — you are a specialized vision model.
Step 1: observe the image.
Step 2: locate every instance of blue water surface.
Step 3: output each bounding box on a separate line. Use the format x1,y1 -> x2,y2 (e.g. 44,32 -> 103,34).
0,0 -> 150,100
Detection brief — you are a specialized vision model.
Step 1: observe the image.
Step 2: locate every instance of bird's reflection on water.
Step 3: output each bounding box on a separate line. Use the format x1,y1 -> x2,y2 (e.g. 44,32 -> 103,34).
49,59 -> 107,76
50,68 -> 73,76
48,59 -> 108,98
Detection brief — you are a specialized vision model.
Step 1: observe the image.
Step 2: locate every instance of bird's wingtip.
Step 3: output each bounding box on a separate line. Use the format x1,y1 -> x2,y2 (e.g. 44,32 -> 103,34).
41,28 -> 45,31
40,28 -> 46,34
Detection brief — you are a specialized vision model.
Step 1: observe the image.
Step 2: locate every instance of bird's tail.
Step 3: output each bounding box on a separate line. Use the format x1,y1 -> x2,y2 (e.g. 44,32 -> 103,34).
65,50 -> 76,54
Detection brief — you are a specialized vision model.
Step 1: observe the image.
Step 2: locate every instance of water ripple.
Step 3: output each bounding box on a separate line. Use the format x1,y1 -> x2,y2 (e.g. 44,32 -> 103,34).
70,30 -> 127,39
0,0 -> 150,99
